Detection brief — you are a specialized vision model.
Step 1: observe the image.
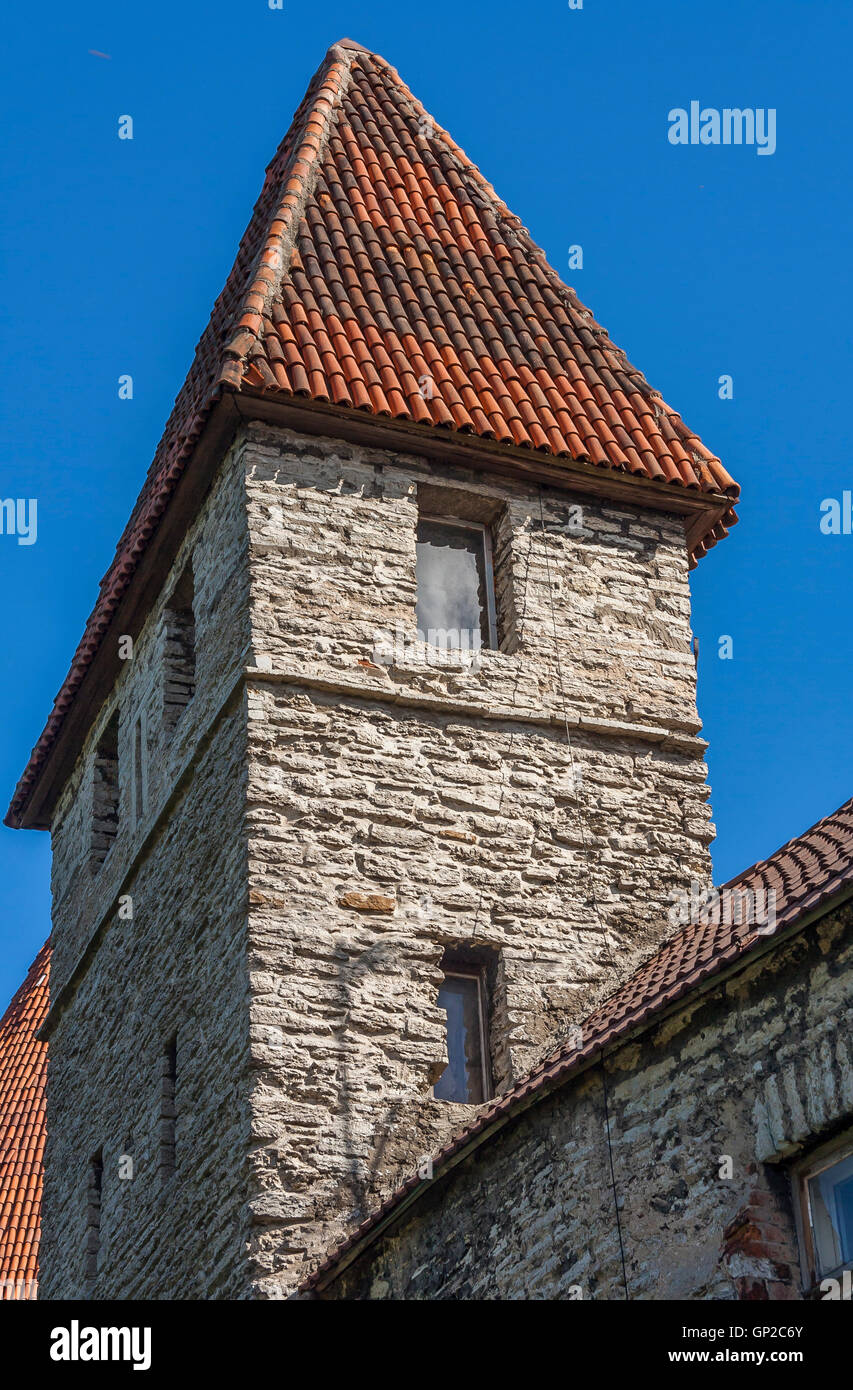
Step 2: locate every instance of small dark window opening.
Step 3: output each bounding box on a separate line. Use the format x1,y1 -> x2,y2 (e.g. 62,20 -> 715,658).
434,954 -> 492,1104
85,1148 -> 103,1282
163,562 -> 196,734
160,1034 -> 177,1183
132,715 -> 146,825
91,712 -> 119,872
416,517 -> 498,655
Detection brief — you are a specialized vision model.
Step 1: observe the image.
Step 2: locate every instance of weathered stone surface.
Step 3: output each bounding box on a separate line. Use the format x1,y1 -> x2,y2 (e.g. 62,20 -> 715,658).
321,905 -> 853,1301
41,440 -> 253,1300
240,425 -> 713,1296
337,892 -> 397,913
41,421 -> 715,1299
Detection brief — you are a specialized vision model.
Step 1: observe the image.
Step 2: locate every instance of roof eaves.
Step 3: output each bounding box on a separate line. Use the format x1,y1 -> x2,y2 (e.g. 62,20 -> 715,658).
6,40 -> 740,830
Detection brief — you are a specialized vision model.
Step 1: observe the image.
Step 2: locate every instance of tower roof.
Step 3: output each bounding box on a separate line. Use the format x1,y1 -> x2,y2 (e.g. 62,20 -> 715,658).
222,41 -> 736,497
6,39 -> 738,829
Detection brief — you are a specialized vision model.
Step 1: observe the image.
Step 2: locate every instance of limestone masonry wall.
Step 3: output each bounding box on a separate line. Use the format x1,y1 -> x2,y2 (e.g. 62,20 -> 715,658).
42,440 -> 253,1298
240,424 -> 715,1295
41,419 -> 716,1299
323,905 -> 853,1301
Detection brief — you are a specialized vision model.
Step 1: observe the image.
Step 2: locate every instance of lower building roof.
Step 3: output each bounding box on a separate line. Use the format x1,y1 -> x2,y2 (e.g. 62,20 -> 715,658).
0,940 -> 49,1299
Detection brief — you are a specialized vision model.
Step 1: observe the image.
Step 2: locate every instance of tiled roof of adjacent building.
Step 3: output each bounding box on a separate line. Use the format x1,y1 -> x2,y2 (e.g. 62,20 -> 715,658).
0,941 -> 49,1299
300,794 -> 853,1292
6,38 -> 738,830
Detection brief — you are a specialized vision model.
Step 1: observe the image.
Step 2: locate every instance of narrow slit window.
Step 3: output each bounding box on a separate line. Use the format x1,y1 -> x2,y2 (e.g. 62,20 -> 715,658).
416,517 -> 497,655
132,714 -> 146,826
434,965 -> 490,1105
160,1034 -> 177,1183
86,1148 -> 103,1281
163,562 -> 196,735
91,712 -> 119,872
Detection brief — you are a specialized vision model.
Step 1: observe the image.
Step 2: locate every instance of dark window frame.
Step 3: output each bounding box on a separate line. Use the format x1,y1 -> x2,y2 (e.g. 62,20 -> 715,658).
434,960 -> 492,1105
417,513 -> 499,652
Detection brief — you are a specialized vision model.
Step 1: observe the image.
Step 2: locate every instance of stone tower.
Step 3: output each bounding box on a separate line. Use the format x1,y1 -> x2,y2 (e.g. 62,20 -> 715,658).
6,40 -> 738,1299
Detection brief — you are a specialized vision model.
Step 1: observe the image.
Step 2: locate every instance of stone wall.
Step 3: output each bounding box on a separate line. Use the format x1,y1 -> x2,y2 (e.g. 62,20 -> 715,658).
240,423 -> 715,1295
41,439 -> 254,1299
321,903 -> 853,1301
40,417 -> 717,1299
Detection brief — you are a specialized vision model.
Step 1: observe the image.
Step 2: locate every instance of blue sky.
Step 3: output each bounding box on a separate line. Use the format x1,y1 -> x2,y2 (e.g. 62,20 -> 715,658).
1,0 -> 851,1005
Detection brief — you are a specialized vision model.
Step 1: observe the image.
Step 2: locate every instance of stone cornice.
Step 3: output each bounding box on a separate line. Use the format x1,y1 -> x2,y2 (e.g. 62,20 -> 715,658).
244,663 -> 709,756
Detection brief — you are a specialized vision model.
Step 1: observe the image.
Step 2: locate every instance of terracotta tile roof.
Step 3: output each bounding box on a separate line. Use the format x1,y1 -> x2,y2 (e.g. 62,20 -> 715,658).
231,45 -> 737,515
6,38 -> 738,831
300,796 -> 853,1292
0,941 -> 49,1299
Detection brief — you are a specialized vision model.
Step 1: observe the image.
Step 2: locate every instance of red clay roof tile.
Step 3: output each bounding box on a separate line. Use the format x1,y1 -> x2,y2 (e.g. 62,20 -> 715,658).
6,38 -> 738,829
0,942 -> 49,1299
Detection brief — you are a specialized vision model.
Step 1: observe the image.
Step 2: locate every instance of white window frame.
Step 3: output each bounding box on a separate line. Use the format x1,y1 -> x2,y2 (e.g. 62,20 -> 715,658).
417,515 -> 498,651
435,965 -> 492,1104
792,1129 -> 853,1289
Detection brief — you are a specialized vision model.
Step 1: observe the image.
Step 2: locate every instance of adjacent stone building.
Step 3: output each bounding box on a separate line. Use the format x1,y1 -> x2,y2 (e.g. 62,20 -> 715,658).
301,803 -> 853,1300
5,40 -> 844,1305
